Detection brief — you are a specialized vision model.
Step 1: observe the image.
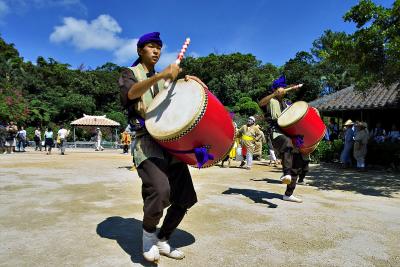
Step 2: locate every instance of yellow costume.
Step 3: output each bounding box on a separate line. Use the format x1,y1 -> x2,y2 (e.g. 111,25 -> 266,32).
121,131 -> 132,145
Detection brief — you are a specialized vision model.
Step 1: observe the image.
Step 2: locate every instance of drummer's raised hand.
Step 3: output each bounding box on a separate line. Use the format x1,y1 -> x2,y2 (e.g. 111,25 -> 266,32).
160,63 -> 181,81
184,75 -> 208,89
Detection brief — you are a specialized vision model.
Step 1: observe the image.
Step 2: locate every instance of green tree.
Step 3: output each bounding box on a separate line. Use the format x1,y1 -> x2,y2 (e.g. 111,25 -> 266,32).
181,53 -> 279,106
283,51 -> 322,102
232,97 -> 261,116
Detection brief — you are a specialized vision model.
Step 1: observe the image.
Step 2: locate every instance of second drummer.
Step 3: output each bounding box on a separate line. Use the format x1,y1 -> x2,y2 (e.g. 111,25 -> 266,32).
119,32 -> 206,263
258,75 -> 304,203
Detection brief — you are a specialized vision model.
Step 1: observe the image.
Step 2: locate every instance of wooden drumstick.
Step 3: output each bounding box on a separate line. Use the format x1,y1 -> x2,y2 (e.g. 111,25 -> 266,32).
258,84 -> 303,107
284,83 -> 303,93
164,38 -> 191,88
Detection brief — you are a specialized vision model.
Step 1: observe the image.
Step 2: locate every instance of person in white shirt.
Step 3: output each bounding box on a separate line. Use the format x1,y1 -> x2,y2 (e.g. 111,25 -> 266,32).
57,125 -> 69,155
34,127 -> 42,151
95,128 -> 104,151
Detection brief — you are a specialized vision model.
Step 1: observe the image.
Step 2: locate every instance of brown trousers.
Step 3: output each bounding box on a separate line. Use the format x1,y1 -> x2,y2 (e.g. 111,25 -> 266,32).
137,157 -> 197,240
272,135 -> 307,196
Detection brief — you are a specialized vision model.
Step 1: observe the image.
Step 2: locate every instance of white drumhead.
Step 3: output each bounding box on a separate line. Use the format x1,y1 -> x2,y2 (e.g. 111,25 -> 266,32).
277,101 -> 308,128
145,79 -> 206,140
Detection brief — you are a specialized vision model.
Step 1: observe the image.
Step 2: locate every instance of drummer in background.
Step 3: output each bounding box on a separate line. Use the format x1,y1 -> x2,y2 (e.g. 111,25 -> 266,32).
118,32 -> 206,263
237,116 -> 262,170
221,121 -> 238,168
258,75 -> 304,203
253,123 -> 266,161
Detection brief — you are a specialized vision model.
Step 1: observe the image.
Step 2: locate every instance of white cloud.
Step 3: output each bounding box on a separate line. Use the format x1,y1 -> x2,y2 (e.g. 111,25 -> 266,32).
113,38 -> 138,64
0,0 -> 10,19
50,15 -> 122,50
50,14 -> 199,67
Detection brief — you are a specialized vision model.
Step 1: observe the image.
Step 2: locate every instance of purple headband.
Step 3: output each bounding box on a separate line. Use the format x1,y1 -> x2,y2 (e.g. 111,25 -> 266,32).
271,75 -> 287,90
132,32 -> 163,66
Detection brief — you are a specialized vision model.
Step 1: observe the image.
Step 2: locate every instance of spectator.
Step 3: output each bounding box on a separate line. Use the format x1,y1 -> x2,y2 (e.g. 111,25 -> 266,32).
16,126 -> 27,152
95,128 -> 104,151
34,127 -> 42,151
4,121 -> 18,154
354,122 -> 369,171
0,122 -> 6,153
328,118 -> 339,141
57,125 -> 69,155
121,130 -> 131,154
386,124 -> 400,143
340,119 -> 355,168
44,127 -> 54,155
126,124 -> 136,157
370,122 -> 386,143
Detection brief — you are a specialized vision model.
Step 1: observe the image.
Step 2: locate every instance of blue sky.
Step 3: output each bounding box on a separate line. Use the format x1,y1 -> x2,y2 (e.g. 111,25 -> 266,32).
0,0 -> 394,70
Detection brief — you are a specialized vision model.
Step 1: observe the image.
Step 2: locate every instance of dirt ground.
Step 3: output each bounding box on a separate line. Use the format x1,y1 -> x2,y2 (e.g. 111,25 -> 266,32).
1,148 -> 399,267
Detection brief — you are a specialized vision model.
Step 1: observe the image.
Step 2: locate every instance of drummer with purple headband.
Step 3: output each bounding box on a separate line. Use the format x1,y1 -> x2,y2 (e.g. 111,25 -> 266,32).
119,32 -> 206,263
258,75 -> 305,203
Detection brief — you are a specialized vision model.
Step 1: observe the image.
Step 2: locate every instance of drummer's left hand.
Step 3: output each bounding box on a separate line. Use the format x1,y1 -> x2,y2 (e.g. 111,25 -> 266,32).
185,75 -> 208,89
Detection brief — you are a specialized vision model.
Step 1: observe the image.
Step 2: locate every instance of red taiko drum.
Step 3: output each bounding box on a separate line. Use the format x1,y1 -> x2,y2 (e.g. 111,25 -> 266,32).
145,79 -> 234,168
277,101 -> 325,154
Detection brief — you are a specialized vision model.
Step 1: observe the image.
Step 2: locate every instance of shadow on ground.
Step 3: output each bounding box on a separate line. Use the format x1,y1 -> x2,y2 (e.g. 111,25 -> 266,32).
305,163 -> 400,197
97,216 -> 195,266
117,166 -> 133,171
222,187 -> 281,208
251,178 -> 282,185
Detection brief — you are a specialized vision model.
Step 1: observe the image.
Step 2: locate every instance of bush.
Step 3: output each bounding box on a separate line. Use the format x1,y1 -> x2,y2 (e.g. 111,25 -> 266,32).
311,139 -> 343,163
311,139 -> 400,168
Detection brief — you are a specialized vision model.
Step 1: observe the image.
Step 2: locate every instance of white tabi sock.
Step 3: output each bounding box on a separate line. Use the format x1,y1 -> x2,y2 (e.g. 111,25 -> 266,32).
157,238 -> 185,260
142,229 -> 160,262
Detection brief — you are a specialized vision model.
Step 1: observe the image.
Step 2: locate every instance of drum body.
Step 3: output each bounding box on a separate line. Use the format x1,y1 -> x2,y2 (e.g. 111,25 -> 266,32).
277,101 -> 325,154
145,79 -> 234,168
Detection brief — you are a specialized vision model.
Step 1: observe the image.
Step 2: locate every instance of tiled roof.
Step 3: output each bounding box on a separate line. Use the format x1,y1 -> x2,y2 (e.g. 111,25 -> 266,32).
309,83 -> 399,111
70,114 -> 120,127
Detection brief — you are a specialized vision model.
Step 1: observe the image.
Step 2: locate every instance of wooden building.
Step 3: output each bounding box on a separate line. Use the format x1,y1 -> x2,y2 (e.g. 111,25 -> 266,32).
309,83 -> 399,131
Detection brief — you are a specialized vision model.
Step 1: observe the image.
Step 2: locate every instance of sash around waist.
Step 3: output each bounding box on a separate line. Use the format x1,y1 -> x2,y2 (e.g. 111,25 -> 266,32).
242,135 -> 254,141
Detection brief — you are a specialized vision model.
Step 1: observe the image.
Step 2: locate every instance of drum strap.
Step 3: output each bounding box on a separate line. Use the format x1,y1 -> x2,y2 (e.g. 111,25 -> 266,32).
287,134 -> 304,148
165,146 -> 214,168
126,65 -> 161,132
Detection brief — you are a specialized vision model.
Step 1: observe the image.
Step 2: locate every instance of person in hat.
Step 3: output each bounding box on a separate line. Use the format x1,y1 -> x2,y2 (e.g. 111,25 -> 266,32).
95,128 -> 104,151
119,32 -> 207,263
236,116 -> 262,170
340,119 -> 355,168
258,75 -> 304,203
353,122 -> 369,171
